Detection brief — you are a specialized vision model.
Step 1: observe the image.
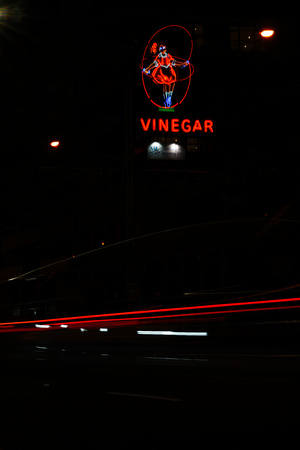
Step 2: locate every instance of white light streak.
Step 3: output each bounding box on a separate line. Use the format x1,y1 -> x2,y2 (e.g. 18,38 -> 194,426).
107,391 -> 181,402
35,324 -> 50,329
60,324 -> 68,328
137,330 -> 207,337
143,356 -> 208,362
99,328 -> 108,332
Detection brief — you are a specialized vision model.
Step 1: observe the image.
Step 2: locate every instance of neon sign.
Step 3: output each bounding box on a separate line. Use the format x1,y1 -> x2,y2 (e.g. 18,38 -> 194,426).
140,118 -> 213,133
140,25 -> 194,109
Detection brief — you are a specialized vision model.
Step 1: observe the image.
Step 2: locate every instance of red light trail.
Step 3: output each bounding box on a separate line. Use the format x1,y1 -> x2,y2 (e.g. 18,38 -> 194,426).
1,297 -> 300,333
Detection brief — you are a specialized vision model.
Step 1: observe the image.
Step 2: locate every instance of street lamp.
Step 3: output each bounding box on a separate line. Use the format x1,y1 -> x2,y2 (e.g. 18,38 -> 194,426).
50,141 -> 60,148
259,29 -> 275,38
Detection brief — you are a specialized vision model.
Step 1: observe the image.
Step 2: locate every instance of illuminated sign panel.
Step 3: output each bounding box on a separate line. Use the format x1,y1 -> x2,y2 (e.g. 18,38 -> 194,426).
139,25 -> 214,160
139,26 -> 214,135
140,118 -> 213,133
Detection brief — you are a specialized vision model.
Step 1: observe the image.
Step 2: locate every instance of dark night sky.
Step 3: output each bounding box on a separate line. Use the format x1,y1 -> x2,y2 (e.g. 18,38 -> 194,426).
0,2 -> 299,200
0,0 -> 299,293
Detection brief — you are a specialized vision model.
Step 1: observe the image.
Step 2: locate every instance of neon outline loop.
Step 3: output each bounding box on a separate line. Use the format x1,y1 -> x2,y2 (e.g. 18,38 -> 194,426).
141,25 -> 194,109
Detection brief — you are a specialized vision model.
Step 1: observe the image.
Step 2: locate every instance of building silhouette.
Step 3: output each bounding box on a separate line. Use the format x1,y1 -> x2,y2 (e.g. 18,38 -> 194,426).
1,8 -> 299,320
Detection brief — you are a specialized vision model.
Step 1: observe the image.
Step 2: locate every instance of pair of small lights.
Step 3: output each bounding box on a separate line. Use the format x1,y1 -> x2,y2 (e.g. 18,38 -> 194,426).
80,327 -> 108,332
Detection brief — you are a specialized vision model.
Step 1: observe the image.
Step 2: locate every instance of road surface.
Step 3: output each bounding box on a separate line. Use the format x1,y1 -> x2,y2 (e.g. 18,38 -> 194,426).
1,329 -> 300,449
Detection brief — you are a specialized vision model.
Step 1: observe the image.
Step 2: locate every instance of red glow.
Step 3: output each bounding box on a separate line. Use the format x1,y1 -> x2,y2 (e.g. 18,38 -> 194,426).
159,118 -> 168,132
171,118 -> 179,132
140,118 -> 151,131
141,25 -> 194,109
140,118 -> 214,133
204,120 -> 214,132
192,120 -> 202,132
181,119 -> 191,132
1,297 -> 300,333
150,42 -> 158,54
152,53 -> 177,86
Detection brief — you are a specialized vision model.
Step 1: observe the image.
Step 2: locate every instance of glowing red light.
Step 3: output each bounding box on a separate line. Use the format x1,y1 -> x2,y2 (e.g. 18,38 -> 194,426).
1,297 -> 300,332
140,25 -> 194,109
140,118 -> 214,133
150,42 -> 158,54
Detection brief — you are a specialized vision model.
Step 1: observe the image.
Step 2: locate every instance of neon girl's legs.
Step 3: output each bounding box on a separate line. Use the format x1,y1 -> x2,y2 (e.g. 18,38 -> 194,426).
164,91 -> 173,107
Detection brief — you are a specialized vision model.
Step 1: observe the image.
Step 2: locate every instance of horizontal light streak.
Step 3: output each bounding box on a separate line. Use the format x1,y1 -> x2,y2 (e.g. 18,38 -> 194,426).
137,330 -> 207,336
1,297 -> 300,330
0,298 -> 284,325
107,391 -> 181,402
143,356 -> 208,362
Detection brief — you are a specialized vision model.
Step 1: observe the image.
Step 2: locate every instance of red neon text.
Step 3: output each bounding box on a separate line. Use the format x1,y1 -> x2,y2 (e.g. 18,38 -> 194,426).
140,118 -> 213,133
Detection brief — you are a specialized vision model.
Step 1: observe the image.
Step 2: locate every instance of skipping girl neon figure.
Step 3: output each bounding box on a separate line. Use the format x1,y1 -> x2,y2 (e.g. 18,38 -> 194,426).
143,42 -> 189,108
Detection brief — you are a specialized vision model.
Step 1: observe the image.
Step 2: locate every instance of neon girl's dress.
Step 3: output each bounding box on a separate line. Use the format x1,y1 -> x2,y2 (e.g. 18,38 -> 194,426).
152,49 -> 176,107
143,43 -> 189,108
152,52 -> 177,86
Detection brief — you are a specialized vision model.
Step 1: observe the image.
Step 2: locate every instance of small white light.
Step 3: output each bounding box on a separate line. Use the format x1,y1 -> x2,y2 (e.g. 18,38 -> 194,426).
60,324 -> 68,328
80,328 -> 87,332
170,143 -> 179,152
143,356 -> 208,362
148,141 -> 163,154
35,324 -> 50,329
99,328 -> 108,332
